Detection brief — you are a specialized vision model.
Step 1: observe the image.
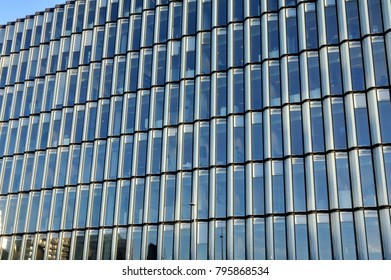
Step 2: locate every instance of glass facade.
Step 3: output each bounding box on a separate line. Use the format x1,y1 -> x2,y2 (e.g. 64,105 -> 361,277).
0,0 -> 391,260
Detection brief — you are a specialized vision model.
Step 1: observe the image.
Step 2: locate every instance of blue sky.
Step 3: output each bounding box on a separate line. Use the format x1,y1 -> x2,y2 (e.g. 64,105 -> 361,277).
0,0 -> 65,25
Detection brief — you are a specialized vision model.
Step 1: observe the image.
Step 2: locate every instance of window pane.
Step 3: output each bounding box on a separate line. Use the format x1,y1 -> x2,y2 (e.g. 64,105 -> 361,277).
346,0 -> 360,39
293,159 -> 306,211
164,176 -> 175,221
340,213 -> 357,259
314,157 -> 328,210
90,185 -> 102,227
116,228 -> 127,260
317,214 -> 332,260
104,184 -> 116,226
372,38 -> 389,86
359,151 -> 376,207
328,49 -> 342,95
336,154 -> 352,208
365,211 -> 382,259
295,216 -> 309,260
163,225 -> 174,260
311,103 -> 325,152
286,10 -> 298,53
305,4 -> 318,49
252,113 -> 263,160
253,219 -> 265,260
290,107 -> 303,155
325,3 -> 338,44
349,43 -> 365,91
233,220 -> 245,259
377,90 -> 391,143
272,162 -> 284,213
274,217 -> 287,260
118,181 -> 130,225
331,99 -> 347,149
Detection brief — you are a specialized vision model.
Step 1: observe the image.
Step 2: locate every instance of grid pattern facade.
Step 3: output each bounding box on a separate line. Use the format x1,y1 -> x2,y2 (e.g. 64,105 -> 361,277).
0,0 -> 391,260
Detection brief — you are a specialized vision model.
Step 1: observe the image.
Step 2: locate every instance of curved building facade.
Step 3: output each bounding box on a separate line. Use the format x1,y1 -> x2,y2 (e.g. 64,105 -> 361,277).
0,0 -> 391,260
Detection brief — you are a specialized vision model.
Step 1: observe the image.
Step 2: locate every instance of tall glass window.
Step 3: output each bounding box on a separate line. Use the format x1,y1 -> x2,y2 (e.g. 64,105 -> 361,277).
310,102 -> 325,152
377,90 -> 391,143
336,153 -> 352,208
372,37 -> 389,87
288,57 -> 300,102
295,215 -> 309,260
292,158 -> 306,211
251,112 -> 263,160
367,0 -> 383,33
164,176 -> 176,222
317,214 -> 332,259
328,48 -> 342,95
353,95 -> 371,146
117,181 -> 130,225
271,110 -> 283,158
359,150 -> 376,207
349,42 -> 365,91
346,0 -> 360,39
274,217 -> 287,260
331,98 -> 347,149
290,106 -> 303,155
325,0 -> 338,44
364,211 -> 382,259
250,19 -> 261,62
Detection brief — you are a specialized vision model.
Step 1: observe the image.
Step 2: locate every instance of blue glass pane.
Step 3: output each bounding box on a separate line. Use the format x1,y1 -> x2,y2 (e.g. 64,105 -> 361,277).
253,220 -> 265,259
234,169 -> 245,216
274,218 -> 287,260
314,158 -> 328,210
77,188 -> 89,228
295,219 -> 309,260
306,8 -> 318,49
104,185 -> 116,226
64,189 -> 76,230
293,160 -> 306,211
148,180 -> 160,223
359,153 -> 376,207
365,212 -> 382,259
290,109 -> 303,155
340,214 -> 357,259
118,183 -> 130,225
325,6 -> 338,44
216,171 -> 226,218
287,15 -> 298,53
317,217 -> 332,259
311,105 -> 325,152
336,156 -> 352,208
233,221 -> 245,259
28,193 -> 40,232
90,186 -> 102,227
198,173 -> 209,219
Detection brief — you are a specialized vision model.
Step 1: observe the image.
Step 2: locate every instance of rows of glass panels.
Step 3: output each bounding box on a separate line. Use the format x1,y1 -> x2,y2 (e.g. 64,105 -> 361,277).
0,0 -> 390,259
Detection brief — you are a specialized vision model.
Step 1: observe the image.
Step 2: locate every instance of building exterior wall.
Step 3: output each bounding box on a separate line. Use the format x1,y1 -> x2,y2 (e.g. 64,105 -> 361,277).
0,0 -> 391,260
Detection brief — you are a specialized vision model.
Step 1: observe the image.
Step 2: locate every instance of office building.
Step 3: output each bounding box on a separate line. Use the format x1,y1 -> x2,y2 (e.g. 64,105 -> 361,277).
0,0 -> 391,260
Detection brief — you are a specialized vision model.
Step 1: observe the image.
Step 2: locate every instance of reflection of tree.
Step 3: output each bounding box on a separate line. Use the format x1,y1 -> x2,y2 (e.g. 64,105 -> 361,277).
147,243 -> 157,260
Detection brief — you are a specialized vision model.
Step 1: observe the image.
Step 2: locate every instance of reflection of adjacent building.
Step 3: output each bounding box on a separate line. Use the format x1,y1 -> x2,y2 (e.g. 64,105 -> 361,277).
0,0 -> 390,260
